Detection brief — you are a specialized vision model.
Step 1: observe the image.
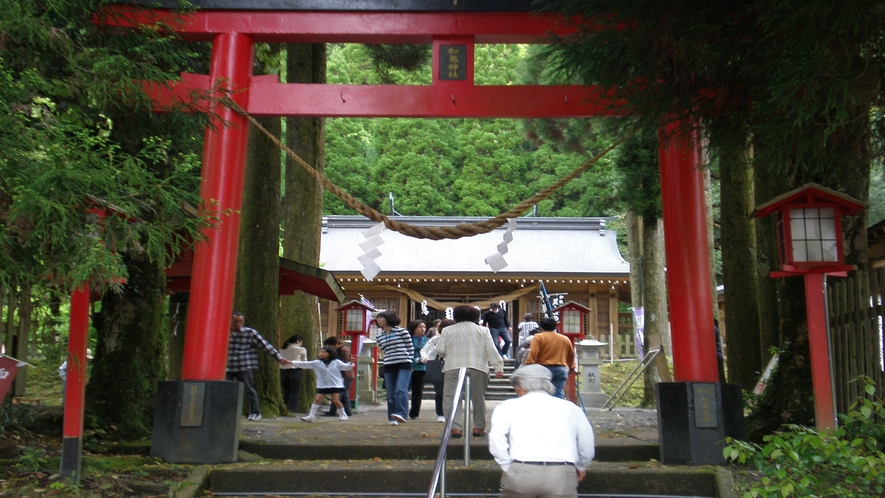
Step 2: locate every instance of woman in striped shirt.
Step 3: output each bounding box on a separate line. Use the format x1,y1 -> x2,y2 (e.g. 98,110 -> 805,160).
375,311 -> 414,425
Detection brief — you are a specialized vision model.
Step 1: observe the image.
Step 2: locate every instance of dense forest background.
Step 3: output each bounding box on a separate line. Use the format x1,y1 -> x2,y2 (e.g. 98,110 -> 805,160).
322,44 -> 624,220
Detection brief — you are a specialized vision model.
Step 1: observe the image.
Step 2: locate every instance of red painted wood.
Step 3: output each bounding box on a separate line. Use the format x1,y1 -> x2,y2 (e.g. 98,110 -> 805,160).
804,272 -> 836,431
143,77 -> 623,118
63,285 -> 90,438
343,332 -> 364,402
248,82 -> 623,118
97,7 -> 575,43
180,32 -> 254,381
658,122 -> 719,383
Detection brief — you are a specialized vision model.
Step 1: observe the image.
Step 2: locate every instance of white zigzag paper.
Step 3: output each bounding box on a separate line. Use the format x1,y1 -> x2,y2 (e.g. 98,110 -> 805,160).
359,222 -> 386,280
484,218 -> 517,272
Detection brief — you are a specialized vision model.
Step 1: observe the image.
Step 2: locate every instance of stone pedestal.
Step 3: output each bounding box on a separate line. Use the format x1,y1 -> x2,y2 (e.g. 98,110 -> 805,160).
577,339 -> 608,408
150,380 -> 242,464
656,382 -> 745,465
357,339 -> 376,404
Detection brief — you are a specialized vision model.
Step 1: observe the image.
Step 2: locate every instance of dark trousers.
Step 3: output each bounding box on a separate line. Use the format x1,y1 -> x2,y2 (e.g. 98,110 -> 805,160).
227,370 -> 260,416
409,370 -> 426,418
327,378 -> 354,416
432,381 -> 444,416
489,327 -> 512,356
280,368 -> 303,413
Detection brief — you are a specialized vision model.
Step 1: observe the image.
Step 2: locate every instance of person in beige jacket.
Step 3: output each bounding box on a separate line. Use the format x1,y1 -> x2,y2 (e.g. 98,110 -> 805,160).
436,305 -> 504,438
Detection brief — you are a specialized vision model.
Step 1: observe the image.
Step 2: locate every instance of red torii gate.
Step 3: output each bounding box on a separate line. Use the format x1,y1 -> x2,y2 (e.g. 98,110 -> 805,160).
86,0 -> 737,467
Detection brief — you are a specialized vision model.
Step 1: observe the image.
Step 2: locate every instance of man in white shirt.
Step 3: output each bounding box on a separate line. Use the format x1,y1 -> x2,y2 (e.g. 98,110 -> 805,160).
489,364 -> 595,498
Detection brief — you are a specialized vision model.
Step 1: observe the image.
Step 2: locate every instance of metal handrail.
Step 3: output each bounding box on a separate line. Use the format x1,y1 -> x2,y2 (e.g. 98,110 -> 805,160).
602,347 -> 661,410
427,367 -> 472,498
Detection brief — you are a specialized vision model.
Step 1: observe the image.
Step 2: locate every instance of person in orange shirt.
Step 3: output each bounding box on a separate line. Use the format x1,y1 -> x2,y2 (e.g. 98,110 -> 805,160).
523,317 -> 575,399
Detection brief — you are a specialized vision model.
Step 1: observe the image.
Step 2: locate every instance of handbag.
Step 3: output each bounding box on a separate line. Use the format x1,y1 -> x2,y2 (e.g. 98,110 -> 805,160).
424,358 -> 445,383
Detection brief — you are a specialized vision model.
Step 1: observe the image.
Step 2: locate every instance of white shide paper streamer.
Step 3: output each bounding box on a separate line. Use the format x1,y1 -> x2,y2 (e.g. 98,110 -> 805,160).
484,218 -> 517,272
359,222 -> 385,280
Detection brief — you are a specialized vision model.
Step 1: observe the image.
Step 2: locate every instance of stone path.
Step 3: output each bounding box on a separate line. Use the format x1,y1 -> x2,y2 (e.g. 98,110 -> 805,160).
239,399 -> 659,448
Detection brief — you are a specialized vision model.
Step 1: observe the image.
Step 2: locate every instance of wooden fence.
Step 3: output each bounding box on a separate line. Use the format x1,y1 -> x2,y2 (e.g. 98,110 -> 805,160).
827,266 -> 885,413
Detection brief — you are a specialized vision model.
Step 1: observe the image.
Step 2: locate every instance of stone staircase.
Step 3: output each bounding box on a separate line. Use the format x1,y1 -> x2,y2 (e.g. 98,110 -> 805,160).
487,358 -> 517,400
422,358 -> 518,401
201,385 -> 734,498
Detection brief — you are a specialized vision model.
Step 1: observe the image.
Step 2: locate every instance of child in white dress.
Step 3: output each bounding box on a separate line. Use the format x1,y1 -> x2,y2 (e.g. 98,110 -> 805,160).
289,345 -> 355,422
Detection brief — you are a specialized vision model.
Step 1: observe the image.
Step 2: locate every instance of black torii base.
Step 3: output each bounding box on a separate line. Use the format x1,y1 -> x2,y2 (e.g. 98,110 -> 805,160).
150,380 -> 243,463
656,382 -> 746,465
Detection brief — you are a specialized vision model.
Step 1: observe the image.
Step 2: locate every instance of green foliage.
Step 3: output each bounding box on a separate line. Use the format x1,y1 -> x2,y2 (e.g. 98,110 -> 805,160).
725,378 -> 885,497
0,0 -> 208,293
323,43 -> 624,218
539,0 -> 884,182
869,165 -> 885,226
15,447 -> 48,473
49,479 -> 81,493
612,130 -> 661,221
365,44 -> 431,82
598,361 -> 646,407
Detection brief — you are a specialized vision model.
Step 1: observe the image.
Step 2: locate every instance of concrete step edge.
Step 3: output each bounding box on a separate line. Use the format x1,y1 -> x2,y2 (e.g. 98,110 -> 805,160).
209,461 -> 721,497
237,441 -> 659,463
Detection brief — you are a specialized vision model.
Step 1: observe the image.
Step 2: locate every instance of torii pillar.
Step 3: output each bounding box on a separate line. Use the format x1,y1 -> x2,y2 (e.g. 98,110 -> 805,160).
655,122 -> 745,465
150,33 -> 255,464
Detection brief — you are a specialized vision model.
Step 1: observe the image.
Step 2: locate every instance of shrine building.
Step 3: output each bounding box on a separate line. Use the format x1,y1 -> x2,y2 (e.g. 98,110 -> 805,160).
317,215 -> 636,359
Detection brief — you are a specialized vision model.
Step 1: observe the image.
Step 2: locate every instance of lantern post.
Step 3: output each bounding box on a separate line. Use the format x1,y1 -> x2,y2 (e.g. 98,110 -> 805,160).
752,183 -> 866,431
335,301 -> 376,410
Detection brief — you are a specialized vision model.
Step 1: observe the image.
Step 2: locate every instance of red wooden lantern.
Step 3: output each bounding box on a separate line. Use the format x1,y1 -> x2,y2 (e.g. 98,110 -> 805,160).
335,300 -> 376,406
552,301 -> 592,346
753,183 -> 866,277
752,183 -> 866,431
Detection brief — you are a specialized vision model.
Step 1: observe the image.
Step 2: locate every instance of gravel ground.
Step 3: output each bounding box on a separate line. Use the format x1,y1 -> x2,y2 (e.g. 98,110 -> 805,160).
240,400 -> 660,446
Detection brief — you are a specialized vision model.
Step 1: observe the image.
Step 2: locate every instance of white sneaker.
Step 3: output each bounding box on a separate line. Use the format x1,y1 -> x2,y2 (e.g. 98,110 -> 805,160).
338,413 -> 349,421
436,415 -> 446,423
248,413 -> 262,421
301,415 -> 315,423
391,414 -> 407,423
388,420 -> 399,426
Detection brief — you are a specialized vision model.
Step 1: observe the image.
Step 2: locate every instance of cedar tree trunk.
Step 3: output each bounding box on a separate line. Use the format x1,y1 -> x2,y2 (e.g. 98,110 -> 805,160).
280,43 -> 326,412
233,45 -> 285,416
88,253 -> 167,438
719,133 -> 762,388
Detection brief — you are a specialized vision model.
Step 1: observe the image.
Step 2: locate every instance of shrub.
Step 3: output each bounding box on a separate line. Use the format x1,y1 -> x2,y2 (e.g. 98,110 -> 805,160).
724,377 -> 885,497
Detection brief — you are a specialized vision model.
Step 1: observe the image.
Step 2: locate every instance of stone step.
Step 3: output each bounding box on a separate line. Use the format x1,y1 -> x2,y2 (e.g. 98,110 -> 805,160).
420,379 -> 517,400
208,460 -> 722,497
239,440 -> 660,465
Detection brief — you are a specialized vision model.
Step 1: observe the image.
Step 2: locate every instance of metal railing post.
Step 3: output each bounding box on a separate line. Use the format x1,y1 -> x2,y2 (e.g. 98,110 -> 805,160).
463,373 -> 471,466
427,367 -> 468,498
440,458 -> 446,498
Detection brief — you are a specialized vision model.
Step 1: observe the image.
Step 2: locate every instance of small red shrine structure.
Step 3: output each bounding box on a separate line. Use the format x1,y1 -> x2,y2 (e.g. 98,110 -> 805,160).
752,183 -> 866,430
553,301 -> 593,344
335,300 -> 375,407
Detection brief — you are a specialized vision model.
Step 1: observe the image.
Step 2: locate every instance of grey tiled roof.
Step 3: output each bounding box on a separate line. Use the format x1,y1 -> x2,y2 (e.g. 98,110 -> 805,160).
319,216 -> 630,277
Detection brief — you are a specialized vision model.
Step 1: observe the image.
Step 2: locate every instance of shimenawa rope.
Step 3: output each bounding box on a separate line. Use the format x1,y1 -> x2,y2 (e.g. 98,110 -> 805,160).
225,99 -> 632,241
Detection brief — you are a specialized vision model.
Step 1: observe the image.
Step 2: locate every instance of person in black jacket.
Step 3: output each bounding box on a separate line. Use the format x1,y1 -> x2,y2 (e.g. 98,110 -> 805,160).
482,302 -> 512,358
